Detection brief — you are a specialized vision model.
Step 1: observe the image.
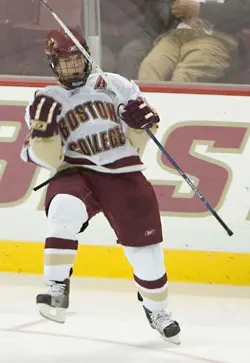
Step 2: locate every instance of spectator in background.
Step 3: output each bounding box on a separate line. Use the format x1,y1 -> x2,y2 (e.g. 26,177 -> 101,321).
100,0 -> 174,80
138,0 -> 239,83
172,0 -> 250,83
172,0 -> 250,34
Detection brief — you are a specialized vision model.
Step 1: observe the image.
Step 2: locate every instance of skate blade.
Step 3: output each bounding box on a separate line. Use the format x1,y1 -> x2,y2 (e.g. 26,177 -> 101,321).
162,333 -> 180,345
38,304 -> 66,324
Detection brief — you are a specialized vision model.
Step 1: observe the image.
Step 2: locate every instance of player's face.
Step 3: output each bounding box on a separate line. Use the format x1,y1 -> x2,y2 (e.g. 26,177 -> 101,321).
56,53 -> 85,78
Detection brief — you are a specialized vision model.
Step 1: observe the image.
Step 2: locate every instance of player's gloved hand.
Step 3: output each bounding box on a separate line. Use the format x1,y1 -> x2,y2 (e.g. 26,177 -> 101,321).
29,95 -> 62,138
121,98 -> 160,130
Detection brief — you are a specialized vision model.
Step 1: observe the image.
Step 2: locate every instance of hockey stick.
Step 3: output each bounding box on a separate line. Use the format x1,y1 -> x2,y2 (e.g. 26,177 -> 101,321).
145,128 -> 233,236
39,0 -> 234,236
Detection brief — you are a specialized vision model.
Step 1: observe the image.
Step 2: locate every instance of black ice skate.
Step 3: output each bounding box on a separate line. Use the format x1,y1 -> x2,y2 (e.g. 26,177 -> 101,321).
36,278 -> 70,324
138,293 -> 181,344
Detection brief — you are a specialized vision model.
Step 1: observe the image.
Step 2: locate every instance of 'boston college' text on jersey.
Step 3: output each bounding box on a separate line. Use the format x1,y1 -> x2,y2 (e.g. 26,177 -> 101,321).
21,73 -> 155,174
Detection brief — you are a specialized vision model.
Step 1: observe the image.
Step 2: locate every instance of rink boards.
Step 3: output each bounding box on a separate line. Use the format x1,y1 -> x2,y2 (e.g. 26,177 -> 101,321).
0,79 -> 250,285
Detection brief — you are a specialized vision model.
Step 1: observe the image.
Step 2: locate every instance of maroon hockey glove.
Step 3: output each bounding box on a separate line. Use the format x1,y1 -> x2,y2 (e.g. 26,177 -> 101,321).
29,95 -> 62,138
121,98 -> 160,129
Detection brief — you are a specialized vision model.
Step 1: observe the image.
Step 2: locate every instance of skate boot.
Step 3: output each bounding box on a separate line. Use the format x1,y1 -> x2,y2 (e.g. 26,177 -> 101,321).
138,292 -> 180,344
36,278 -> 70,324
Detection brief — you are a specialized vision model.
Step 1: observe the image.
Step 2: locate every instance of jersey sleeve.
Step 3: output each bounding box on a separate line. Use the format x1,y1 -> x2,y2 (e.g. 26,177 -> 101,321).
20,87 -> 64,170
106,73 -> 143,105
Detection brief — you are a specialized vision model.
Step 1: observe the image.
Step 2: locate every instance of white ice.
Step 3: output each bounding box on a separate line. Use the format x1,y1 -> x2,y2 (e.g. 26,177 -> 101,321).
0,273 -> 250,363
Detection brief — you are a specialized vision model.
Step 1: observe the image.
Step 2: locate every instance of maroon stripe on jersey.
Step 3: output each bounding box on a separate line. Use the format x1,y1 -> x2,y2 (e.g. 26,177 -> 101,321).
134,273 -> 168,290
45,237 -> 78,250
64,155 -> 143,169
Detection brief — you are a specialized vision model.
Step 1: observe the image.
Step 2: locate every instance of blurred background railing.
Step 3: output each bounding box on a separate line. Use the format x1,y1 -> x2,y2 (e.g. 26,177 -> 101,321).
1,0 -> 250,85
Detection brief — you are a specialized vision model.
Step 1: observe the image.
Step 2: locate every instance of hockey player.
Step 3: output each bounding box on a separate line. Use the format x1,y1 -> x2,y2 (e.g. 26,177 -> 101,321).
20,28 -> 180,344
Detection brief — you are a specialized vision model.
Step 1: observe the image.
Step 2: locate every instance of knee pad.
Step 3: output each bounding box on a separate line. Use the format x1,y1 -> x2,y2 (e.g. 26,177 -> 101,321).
123,244 -> 166,281
46,194 -> 88,239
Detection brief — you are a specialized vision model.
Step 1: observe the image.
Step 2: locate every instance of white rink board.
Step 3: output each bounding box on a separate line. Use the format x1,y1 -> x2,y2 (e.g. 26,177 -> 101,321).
0,85 -> 250,253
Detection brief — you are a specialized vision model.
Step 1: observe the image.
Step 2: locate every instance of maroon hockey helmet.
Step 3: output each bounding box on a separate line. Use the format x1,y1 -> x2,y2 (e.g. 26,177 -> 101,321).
45,28 -> 92,89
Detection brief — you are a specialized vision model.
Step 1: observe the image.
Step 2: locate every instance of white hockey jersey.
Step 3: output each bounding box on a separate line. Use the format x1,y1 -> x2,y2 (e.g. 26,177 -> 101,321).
21,72 -> 156,174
